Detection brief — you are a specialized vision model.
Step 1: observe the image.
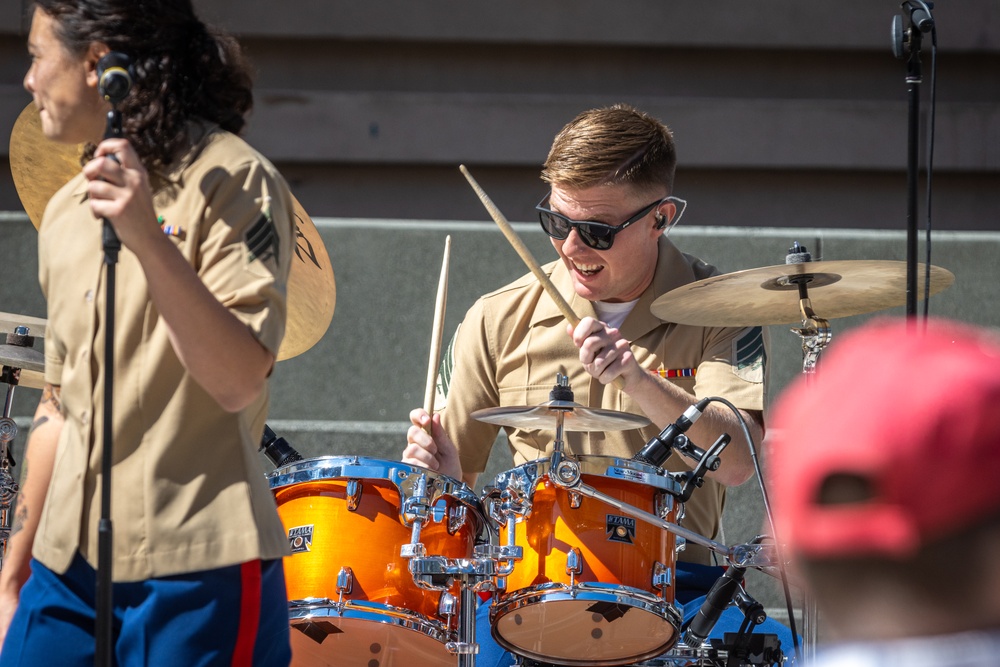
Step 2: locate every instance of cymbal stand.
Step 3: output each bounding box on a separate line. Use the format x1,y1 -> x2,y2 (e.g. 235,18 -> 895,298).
0,366 -> 21,570
788,279 -> 832,376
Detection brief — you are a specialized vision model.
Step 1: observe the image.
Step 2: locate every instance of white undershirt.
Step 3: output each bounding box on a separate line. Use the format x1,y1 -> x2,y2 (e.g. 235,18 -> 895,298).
593,299 -> 639,330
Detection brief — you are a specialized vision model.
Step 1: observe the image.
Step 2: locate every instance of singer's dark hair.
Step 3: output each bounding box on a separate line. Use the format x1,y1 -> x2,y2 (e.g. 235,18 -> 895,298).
32,0 -> 254,171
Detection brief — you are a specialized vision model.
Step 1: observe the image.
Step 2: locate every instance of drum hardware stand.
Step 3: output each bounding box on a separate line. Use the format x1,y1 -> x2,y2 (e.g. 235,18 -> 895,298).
0,325 -> 40,570
783,244 -> 832,376
401,470 -> 504,666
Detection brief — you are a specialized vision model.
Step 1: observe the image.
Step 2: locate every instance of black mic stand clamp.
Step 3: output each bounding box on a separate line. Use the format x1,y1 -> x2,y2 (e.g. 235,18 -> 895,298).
671,433 -> 730,503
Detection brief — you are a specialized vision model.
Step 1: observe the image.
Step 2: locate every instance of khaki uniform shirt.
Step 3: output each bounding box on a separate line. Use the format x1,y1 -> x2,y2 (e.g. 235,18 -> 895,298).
443,235 -> 768,565
36,123 -> 294,581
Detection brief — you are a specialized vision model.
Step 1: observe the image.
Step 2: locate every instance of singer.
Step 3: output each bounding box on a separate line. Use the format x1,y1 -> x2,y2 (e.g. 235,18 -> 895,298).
402,105 -> 773,665
0,1 -> 295,665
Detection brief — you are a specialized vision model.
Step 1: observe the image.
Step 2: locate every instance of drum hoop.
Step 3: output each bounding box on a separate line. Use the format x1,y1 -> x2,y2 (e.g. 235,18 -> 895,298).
288,600 -> 454,643
267,456 -> 485,535
492,455 -> 683,495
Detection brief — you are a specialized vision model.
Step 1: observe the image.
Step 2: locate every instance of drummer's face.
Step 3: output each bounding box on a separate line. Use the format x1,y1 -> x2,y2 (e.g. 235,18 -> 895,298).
548,184 -> 665,304
24,9 -> 106,145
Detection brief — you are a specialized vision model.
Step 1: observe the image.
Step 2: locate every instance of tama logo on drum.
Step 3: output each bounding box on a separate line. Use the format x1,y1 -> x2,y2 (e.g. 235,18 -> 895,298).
606,515 -> 636,544
287,525 -> 314,554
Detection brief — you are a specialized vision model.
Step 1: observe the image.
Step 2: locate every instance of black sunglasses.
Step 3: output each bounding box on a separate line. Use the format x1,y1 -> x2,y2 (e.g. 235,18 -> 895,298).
536,194 -> 670,250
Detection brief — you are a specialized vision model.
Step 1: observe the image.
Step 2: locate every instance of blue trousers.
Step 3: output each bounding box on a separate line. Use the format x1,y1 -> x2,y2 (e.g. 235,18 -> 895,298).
0,554 -> 291,667
473,562 -> 797,667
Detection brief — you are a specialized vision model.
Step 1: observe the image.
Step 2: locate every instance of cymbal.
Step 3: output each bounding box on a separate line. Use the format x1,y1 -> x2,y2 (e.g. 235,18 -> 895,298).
472,400 -> 651,432
0,312 -> 47,339
9,103 -> 335,361
0,344 -> 45,374
9,102 -> 84,230
651,260 -> 955,327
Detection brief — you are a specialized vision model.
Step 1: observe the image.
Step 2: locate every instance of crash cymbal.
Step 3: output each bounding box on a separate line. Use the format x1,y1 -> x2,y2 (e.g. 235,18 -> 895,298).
9,103 -> 334,361
0,312 -> 47,339
278,194 -> 335,360
9,102 -> 84,230
0,344 -> 45,374
651,260 -> 955,327
472,400 -> 651,432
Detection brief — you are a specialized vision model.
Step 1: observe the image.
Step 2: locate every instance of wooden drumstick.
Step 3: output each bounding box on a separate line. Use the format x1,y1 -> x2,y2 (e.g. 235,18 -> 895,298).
459,165 -> 626,391
423,235 -> 451,434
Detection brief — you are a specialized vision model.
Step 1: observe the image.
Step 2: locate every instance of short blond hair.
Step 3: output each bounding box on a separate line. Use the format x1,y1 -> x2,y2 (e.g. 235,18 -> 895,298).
541,104 -> 676,193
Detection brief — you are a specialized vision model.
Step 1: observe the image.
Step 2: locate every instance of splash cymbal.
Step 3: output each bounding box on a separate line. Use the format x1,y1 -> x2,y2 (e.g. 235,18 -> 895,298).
651,260 -> 955,327
472,400 -> 651,432
9,103 -> 334,360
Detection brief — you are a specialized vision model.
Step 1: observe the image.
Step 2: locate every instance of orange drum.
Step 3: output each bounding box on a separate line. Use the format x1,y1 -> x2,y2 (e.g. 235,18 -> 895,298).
485,455 -> 683,666
267,457 -> 484,667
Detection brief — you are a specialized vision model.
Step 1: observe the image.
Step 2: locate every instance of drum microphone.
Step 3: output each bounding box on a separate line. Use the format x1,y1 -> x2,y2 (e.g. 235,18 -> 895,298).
632,397 -> 710,468
682,564 -> 746,648
259,424 -> 303,469
97,52 -> 133,104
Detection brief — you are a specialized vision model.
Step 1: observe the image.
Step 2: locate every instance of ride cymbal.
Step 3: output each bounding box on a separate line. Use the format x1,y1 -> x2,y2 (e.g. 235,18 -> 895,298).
651,260 -> 955,327
472,400 -> 651,432
8,103 -> 335,360
0,344 -> 45,374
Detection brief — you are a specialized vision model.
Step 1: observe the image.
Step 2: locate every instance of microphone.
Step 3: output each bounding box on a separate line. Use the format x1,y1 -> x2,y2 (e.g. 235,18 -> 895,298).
683,565 -> 746,648
97,52 -> 133,104
633,397 -> 710,467
259,424 -> 303,469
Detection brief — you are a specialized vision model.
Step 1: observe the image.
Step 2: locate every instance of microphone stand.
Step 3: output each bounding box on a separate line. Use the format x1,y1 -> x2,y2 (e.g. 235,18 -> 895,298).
893,2 -> 934,319
95,104 -> 123,667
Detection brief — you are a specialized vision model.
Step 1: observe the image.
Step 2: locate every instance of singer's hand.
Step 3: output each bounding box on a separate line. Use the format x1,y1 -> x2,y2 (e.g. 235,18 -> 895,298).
568,317 -> 643,391
83,138 -> 160,251
403,409 -> 466,484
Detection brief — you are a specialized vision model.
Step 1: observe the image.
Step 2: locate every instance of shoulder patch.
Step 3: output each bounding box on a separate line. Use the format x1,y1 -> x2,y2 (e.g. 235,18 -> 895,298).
245,202 -> 279,266
435,325 -> 459,408
733,326 -> 766,383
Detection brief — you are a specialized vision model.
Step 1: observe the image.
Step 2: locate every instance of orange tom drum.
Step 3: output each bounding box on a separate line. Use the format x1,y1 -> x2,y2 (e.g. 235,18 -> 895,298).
268,456 -> 485,667
483,455 -> 683,666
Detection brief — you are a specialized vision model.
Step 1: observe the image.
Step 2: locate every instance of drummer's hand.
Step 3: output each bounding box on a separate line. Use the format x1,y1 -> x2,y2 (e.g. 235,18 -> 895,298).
83,139 -> 160,251
403,409 -> 464,481
569,317 -> 643,391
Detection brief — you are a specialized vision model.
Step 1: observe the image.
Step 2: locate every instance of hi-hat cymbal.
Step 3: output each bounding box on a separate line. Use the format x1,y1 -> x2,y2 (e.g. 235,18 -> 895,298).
0,312 -> 47,339
9,103 -> 334,361
0,344 -> 45,374
472,400 -> 651,432
651,260 -> 955,327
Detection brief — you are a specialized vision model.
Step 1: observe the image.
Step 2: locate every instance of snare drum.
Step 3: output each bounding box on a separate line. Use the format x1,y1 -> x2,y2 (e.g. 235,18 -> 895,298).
268,456 -> 484,667
484,455 -> 683,666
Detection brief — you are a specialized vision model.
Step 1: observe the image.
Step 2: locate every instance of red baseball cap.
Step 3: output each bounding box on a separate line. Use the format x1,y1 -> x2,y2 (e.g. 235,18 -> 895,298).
767,317 -> 1000,559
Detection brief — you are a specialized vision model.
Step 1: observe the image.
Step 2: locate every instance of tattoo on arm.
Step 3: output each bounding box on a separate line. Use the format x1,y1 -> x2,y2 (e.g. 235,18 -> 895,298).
40,385 -> 61,413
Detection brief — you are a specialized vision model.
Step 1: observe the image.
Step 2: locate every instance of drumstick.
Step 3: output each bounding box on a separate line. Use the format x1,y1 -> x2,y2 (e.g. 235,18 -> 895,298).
459,165 -> 626,391
423,235 -> 451,434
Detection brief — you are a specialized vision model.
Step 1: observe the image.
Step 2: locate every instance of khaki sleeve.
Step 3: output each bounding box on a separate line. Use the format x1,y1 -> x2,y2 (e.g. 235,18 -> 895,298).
195,160 -> 295,357
693,325 -> 769,412
442,298 -> 503,475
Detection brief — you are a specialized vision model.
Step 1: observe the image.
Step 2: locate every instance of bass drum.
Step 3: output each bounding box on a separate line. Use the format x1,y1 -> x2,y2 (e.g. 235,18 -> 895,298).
268,456 -> 485,667
484,455 -> 684,666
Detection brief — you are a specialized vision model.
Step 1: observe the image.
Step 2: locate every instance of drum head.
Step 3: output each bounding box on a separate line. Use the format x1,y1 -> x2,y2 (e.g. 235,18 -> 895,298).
493,594 -> 678,665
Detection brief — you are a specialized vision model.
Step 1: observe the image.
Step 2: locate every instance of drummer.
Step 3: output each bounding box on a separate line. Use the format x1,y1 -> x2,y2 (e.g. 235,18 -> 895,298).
0,1 -> 293,664
404,104 -> 791,660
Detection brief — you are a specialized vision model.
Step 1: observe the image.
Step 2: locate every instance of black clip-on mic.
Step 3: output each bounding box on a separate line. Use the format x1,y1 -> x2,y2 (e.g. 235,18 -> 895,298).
632,397 -> 711,468
683,563 -> 747,649
94,51 -> 132,667
260,424 -> 304,469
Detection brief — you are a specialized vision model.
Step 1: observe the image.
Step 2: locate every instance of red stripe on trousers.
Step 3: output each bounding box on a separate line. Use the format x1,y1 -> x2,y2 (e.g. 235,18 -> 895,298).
232,560 -> 262,666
